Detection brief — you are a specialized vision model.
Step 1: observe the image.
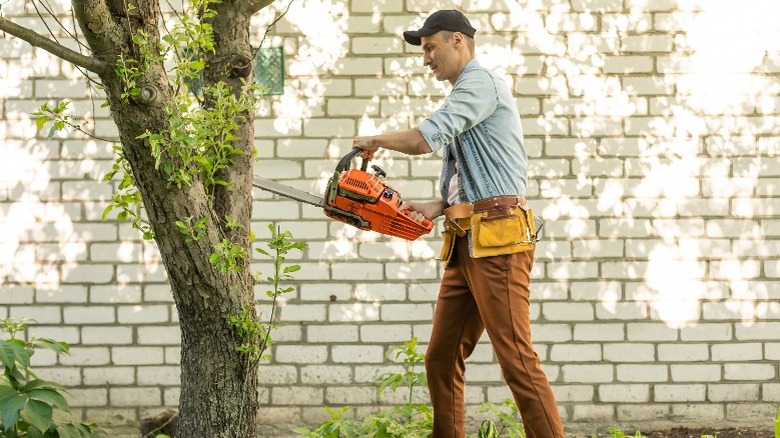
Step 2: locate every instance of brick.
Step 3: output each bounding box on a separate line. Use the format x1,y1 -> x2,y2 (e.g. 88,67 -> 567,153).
81,326 -> 133,345
735,322 -> 780,340
331,262 -> 384,280
112,347 -> 164,365
110,387 -> 161,406
626,323 -> 678,341
726,403 -> 778,422
329,303 -> 380,322
573,323 -> 624,341
137,366 -> 180,385
603,343 -> 654,362
35,286 -> 88,303
83,367 -> 136,385
299,283 -> 352,302
616,364 -> 667,383
671,364 -> 722,382
658,343 -> 709,362
723,363 -> 775,381
598,384 -> 650,402
351,37 -> 403,55
275,345 -> 328,364
117,305 -> 169,323
36,367 -> 81,386
61,264 -> 114,284
360,324 -> 412,342
550,344 -> 601,362
711,343 -> 763,361
618,404 -> 670,422
59,347 -> 110,366
543,303 -> 594,321
671,403 -> 724,421
332,345 -> 383,363
680,323 -> 732,341
63,306 -> 114,324
66,389 -> 108,407
708,384 -> 760,402
29,325 -> 79,344
279,304 -> 326,322
326,386 -> 377,404
137,326 -> 180,345
572,404 -> 614,422
300,365 -> 352,384
380,303 -> 433,321
90,285 -> 142,303
562,364 -> 613,383
9,305 -> 61,323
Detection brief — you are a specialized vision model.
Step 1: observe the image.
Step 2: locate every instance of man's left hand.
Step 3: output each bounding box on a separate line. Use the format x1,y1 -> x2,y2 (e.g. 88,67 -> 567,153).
352,136 -> 378,160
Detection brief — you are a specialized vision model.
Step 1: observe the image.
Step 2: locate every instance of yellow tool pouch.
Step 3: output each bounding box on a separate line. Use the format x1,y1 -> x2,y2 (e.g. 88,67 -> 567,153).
439,230 -> 455,265
470,206 -> 536,258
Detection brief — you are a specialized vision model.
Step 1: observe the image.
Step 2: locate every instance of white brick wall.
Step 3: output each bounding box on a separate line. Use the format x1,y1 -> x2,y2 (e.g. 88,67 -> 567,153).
2,0 -> 780,435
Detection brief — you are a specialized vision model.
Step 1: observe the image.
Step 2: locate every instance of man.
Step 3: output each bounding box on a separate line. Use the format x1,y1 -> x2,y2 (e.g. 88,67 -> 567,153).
352,10 -> 565,438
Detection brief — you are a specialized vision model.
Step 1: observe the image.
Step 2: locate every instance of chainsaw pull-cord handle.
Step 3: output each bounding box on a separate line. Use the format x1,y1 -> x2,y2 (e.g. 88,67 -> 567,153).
338,148 -> 369,173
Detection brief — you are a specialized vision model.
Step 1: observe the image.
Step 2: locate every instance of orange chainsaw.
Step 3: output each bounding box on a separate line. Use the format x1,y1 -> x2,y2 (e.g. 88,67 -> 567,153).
253,148 -> 434,240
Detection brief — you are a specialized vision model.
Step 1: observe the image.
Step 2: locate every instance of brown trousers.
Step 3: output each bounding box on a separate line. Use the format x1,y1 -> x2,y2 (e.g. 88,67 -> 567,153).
426,236 -> 565,438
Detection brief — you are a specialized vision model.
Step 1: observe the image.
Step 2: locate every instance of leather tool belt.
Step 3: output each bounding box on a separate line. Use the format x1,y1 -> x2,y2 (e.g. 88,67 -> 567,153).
439,195 -> 539,265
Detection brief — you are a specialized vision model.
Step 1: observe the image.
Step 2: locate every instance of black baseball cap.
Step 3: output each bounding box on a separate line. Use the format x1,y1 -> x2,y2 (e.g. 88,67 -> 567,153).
403,10 -> 477,46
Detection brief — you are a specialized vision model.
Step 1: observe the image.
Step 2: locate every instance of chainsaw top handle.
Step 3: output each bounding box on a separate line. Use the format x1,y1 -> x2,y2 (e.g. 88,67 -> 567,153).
336,148 -> 369,173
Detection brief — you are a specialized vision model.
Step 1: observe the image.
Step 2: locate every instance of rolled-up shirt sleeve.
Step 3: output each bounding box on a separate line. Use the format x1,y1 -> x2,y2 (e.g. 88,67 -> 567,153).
416,69 -> 498,152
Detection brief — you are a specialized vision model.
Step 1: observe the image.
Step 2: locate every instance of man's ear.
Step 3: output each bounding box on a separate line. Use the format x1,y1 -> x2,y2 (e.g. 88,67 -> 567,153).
452,32 -> 464,49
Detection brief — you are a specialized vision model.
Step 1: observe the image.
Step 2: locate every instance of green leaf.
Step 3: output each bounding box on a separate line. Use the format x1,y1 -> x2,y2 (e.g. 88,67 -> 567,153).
26,388 -> 69,413
36,116 -> 49,131
0,394 -> 26,431
283,265 -> 301,274
23,399 -> 53,433
0,385 -> 17,403
0,340 -> 30,370
29,338 -> 69,355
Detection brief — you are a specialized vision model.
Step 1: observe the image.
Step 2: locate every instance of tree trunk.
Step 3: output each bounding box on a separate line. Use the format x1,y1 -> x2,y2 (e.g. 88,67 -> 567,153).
0,0 -> 271,432
72,0 -> 262,436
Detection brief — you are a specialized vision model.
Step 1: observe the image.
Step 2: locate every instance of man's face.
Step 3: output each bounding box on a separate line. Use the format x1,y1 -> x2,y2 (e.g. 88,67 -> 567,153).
420,32 -> 458,83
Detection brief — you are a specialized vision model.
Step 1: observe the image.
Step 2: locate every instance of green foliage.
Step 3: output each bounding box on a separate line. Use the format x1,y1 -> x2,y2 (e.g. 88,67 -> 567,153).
31,101 -> 90,140
209,238 -> 248,273
0,318 -> 103,437
138,80 -> 259,193
775,404 -> 779,438
102,145 -> 155,240
226,225 -> 306,362
375,338 -> 426,404
292,407 -> 359,438
607,427 -> 646,438
477,400 -> 525,438
293,337 -> 532,437
175,216 -> 208,243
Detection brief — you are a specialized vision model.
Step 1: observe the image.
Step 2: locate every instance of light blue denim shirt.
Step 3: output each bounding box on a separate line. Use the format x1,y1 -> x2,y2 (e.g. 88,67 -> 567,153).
417,59 -> 527,205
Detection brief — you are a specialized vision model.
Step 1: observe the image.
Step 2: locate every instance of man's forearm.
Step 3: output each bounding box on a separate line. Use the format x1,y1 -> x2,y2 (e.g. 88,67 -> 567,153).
370,128 -> 432,155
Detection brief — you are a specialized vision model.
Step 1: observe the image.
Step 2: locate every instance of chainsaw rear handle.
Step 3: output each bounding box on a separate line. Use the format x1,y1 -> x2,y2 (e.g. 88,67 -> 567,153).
336,148 -> 369,173
401,209 -> 434,232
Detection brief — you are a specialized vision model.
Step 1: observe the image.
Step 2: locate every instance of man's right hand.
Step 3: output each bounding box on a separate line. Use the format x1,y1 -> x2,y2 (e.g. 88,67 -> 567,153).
399,200 -> 446,223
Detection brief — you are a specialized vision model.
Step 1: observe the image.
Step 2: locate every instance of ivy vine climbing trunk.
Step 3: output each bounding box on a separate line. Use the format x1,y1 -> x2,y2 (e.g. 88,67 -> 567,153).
1,0 -> 278,436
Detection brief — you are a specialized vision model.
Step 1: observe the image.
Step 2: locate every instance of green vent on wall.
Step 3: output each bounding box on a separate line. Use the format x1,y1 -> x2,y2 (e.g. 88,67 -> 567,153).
254,47 -> 284,95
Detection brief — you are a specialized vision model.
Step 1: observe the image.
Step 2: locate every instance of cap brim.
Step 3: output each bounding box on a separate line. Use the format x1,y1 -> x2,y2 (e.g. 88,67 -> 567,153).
403,28 -> 438,46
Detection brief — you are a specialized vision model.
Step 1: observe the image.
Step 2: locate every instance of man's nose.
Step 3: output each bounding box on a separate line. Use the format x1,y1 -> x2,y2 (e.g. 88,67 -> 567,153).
423,54 -> 431,66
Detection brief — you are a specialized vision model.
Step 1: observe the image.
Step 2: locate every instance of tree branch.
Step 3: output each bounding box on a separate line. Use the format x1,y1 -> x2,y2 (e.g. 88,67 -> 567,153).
0,17 -> 111,74
240,0 -> 275,15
